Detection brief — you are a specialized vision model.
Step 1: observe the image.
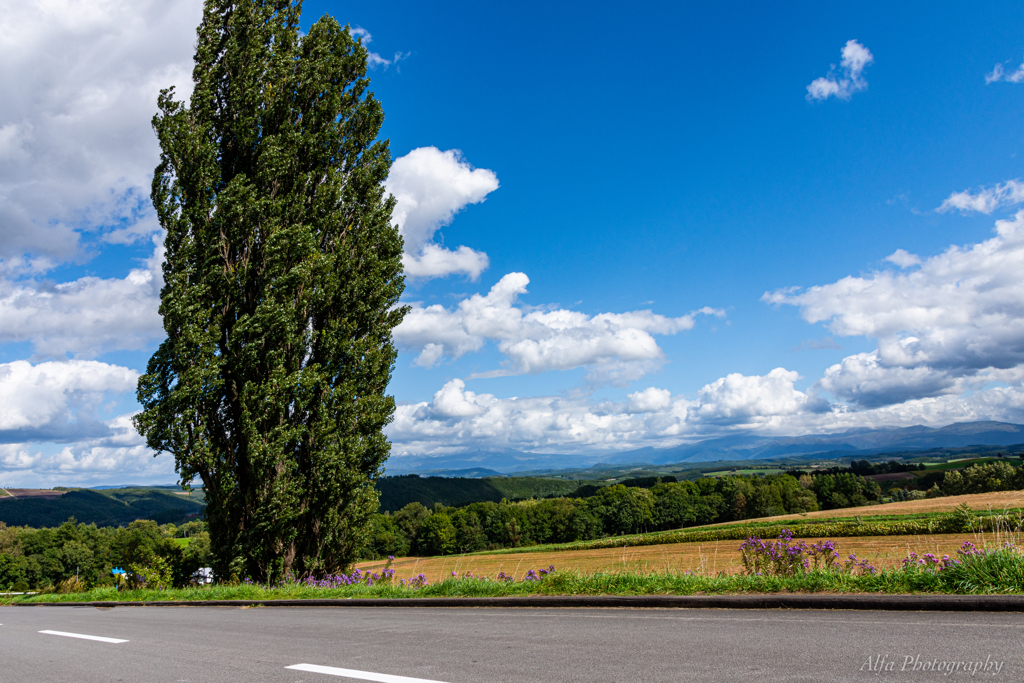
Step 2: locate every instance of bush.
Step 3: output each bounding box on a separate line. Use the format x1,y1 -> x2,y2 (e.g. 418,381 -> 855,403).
128,556 -> 173,590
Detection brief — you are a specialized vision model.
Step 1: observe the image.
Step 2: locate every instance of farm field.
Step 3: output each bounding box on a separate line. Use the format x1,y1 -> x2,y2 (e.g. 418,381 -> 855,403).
702,468 -> 785,477
355,532 -> 1002,583
703,490 -> 1024,527
0,489 -> 66,500
921,457 -> 1005,472
355,491 -> 1024,582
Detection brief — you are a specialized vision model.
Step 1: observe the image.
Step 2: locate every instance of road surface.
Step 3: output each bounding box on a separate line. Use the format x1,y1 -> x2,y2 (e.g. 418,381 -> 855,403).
1,605 -> 1020,682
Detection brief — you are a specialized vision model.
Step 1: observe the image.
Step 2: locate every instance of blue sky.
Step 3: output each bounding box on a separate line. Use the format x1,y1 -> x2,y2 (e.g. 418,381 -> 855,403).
2,0 -> 1024,484
339,0 -> 1024,396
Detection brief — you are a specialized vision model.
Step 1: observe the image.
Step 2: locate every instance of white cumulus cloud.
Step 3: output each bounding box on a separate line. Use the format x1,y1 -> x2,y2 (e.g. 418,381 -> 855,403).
386,147 -> 498,280
625,387 -> 673,414
0,239 -> 165,358
0,414 -> 173,487
395,272 -> 725,383
806,40 -> 874,102
389,368 -> 823,455
0,359 -> 138,441
0,0 -> 202,261
689,368 -> 818,426
764,211 -> 1024,406
388,368 -> 1024,457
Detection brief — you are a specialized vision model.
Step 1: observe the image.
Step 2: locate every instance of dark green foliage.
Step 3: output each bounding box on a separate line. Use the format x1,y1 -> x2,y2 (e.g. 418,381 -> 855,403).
0,489 -> 205,528
787,460 -> 926,478
585,485 -> 655,536
417,513 -> 457,556
618,475 -> 677,488
391,503 -> 431,545
361,514 -> 409,559
0,519 -> 211,591
449,509 -> 488,553
134,0 -> 405,581
651,480 -> 723,529
942,462 -> 1024,496
523,498 -> 602,545
376,475 -> 592,512
811,473 -> 881,509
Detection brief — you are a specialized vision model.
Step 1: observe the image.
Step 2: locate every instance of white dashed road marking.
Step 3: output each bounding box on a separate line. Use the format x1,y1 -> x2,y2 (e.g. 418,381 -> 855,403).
285,664 -> 450,683
39,630 -> 128,643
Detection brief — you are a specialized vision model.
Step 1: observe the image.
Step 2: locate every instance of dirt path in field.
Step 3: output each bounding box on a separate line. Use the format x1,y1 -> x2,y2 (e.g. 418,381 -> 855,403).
356,531 -> 1015,583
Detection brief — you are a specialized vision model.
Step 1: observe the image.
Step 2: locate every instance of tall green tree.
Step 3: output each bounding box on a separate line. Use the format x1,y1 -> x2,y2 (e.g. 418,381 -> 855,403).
134,0 -> 406,581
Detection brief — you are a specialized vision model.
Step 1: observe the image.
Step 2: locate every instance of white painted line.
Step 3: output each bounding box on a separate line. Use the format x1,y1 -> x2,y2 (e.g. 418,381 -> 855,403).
39,630 -> 128,644
285,664 -> 450,683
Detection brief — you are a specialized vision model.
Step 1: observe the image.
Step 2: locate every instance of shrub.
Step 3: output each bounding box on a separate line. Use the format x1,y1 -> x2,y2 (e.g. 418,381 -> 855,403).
127,556 -> 173,590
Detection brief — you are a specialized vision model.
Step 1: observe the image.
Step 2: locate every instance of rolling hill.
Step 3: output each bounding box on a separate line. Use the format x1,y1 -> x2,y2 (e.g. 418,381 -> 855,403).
0,487 -> 205,527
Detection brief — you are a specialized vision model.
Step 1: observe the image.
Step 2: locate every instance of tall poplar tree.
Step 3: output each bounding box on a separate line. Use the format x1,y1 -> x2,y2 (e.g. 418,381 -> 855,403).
134,0 -> 406,581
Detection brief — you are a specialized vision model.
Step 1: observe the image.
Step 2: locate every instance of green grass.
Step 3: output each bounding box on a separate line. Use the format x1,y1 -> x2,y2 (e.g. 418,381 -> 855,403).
702,469 -> 785,477
919,458 -> 1003,473
10,550 -> 1024,603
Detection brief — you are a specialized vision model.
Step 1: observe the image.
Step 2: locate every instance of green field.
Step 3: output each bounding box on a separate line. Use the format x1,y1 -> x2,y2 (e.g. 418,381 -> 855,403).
918,457 -> 1006,473
702,468 -> 786,477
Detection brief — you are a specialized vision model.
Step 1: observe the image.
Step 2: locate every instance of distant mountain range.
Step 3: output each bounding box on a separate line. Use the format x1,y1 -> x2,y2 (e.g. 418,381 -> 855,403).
386,421 -> 1024,475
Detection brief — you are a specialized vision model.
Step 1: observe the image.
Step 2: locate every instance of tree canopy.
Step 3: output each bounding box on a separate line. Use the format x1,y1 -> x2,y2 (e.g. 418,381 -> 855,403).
135,0 -> 405,581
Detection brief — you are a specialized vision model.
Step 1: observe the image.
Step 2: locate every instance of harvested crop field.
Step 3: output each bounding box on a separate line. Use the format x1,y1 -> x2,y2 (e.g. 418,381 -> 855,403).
356,531 -> 1015,583
707,490 -> 1024,526
0,489 -> 66,501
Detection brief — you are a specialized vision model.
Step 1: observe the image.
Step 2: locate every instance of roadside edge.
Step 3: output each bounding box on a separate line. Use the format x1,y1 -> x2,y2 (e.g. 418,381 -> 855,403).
9,594 -> 1024,611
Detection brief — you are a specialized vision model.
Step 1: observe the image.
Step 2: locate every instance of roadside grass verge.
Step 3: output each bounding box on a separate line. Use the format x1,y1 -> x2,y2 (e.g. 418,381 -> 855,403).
9,547 -> 1024,603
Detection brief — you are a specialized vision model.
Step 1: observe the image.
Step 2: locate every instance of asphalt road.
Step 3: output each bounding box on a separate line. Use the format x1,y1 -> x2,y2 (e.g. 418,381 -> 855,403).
1,605 -> 1021,682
